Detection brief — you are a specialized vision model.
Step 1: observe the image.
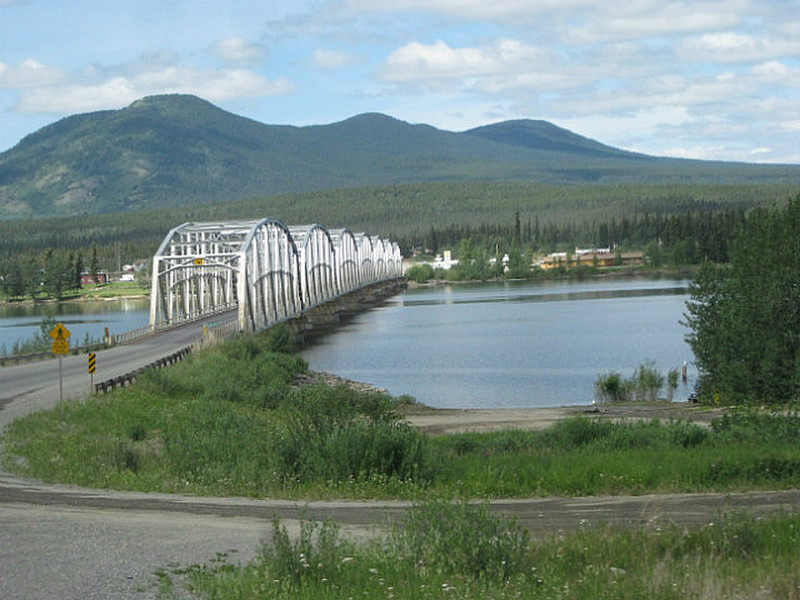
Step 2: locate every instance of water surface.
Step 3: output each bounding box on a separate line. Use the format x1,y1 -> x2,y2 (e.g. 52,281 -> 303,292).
301,277 -> 696,409
0,299 -> 150,352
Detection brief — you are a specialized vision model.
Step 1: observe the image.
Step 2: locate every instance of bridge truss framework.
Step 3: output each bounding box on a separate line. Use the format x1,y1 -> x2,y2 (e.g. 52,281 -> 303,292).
149,219 -> 402,333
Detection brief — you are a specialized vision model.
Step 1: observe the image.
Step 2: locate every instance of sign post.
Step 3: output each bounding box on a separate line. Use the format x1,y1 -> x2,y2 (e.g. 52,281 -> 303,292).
50,323 -> 71,410
88,352 -> 97,393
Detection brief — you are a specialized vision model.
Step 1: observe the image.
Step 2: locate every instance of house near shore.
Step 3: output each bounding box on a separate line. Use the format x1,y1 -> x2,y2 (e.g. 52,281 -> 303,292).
80,271 -> 109,285
535,247 -> 644,270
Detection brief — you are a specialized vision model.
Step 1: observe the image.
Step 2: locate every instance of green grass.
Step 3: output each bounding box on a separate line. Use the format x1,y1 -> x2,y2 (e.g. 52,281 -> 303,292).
3,332 -> 800,499
426,415 -> 800,497
76,280 -> 149,299
159,503 -> 800,600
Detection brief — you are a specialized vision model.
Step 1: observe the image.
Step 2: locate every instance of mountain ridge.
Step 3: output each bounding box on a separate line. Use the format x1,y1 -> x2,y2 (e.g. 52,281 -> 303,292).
1,94 -> 798,220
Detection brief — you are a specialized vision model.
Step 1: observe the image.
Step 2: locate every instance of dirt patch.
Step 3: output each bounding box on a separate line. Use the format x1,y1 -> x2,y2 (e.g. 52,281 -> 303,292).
403,403 -> 726,435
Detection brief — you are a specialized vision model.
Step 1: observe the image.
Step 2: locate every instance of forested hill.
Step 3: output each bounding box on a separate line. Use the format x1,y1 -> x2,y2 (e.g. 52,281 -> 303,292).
1,93 -> 799,220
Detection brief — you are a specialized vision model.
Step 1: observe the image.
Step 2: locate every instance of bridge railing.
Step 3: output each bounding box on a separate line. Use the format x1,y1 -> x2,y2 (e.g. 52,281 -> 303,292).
111,303 -> 239,345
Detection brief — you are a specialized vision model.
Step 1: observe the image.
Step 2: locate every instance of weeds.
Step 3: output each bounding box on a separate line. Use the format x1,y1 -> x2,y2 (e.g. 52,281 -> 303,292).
175,506 -> 800,600
595,360 -> 679,404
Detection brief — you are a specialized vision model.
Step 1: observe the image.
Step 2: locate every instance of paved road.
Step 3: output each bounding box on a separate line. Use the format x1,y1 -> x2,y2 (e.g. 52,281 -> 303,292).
0,313 -> 234,424
1,319 -> 799,598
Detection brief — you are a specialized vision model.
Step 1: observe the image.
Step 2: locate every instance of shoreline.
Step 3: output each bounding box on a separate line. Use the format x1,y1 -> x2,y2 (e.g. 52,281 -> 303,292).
403,402 -> 725,435
2,266 -> 696,306
301,370 -> 723,435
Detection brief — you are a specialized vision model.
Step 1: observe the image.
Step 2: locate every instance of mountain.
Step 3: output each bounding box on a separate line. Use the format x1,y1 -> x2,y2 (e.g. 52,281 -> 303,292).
1,94 -> 798,220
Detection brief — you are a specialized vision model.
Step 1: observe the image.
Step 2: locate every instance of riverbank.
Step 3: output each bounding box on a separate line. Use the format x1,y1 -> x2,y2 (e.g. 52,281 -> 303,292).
402,402 -> 725,435
298,369 -> 723,434
0,287 -> 148,307
404,265 -> 697,289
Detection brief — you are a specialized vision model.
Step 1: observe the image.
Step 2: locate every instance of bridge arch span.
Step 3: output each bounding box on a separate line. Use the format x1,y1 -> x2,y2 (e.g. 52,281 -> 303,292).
150,219 -> 402,333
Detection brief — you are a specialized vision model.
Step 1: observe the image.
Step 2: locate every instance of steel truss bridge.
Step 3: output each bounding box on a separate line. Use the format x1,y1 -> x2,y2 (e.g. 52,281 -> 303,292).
149,219 -> 402,333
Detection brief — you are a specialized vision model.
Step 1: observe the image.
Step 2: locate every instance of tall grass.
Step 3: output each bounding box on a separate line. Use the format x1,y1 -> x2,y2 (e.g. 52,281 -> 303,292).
4,387 -> 800,498
171,504 -> 800,600
428,415 -> 800,497
594,360 -> 679,404
2,330 -> 432,497
4,325 -> 800,499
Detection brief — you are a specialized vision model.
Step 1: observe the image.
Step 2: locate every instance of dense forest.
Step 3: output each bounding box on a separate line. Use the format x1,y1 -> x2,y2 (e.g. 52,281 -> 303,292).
2,181 -> 797,300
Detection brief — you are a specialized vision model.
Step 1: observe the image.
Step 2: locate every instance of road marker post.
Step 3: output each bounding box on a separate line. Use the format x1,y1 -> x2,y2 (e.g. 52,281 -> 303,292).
88,352 -> 97,393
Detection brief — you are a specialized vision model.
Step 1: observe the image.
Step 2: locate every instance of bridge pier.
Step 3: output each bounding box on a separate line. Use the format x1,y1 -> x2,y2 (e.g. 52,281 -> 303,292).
286,278 -> 405,347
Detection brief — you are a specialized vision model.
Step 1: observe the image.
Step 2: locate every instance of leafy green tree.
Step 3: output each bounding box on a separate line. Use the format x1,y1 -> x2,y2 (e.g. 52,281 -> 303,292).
405,263 -> 434,283
684,195 -> 800,404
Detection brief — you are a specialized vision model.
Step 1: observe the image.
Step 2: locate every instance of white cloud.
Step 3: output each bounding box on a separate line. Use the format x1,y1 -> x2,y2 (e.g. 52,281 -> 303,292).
210,37 -> 264,66
16,77 -> 138,113
14,64 -> 294,114
751,60 -> 800,87
381,38 -> 561,89
346,0 -> 599,22
679,32 -> 800,64
312,48 -> 358,69
0,59 -> 64,88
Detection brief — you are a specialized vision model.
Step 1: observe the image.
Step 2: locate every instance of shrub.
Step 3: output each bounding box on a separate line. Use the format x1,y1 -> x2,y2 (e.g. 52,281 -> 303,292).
273,385 -> 431,486
260,518 -> 353,587
594,371 -> 627,403
265,322 -> 295,353
405,263 -> 435,283
392,500 -> 531,581
630,360 -> 665,402
594,360 -> 676,403
139,336 -> 307,409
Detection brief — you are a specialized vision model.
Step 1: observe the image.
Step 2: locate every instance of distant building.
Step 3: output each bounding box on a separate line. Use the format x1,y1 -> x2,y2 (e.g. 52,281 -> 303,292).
430,250 -> 459,270
535,249 -> 643,270
80,271 -> 108,285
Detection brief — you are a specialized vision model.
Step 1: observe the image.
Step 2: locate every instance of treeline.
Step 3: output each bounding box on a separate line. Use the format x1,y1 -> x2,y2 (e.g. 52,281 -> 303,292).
1,181 -> 796,301
397,207 -> 746,266
0,244 -> 106,300
1,205 -> 746,301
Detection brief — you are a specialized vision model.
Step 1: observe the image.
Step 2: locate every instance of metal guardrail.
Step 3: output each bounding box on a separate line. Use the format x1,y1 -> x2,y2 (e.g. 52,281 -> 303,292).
0,341 -> 110,367
94,318 -> 243,393
94,346 -> 193,393
110,303 -> 238,345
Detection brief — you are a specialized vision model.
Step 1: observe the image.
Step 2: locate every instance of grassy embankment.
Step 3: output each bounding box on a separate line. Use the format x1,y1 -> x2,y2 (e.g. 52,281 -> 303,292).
4,330 -> 800,499
3,330 -> 799,599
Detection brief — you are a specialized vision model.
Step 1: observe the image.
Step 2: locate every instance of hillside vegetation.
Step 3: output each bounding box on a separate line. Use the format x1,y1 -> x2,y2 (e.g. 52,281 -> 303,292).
2,94 -> 799,220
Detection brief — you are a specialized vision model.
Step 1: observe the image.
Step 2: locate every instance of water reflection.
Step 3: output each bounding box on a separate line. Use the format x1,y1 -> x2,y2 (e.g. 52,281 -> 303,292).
402,285 -> 689,307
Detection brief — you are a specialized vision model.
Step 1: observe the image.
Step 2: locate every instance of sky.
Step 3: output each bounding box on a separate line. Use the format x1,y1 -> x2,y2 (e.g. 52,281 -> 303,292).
1,0 -> 799,163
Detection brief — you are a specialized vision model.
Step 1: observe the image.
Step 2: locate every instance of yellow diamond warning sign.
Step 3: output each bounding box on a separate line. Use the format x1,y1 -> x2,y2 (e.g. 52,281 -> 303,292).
50,323 -> 71,354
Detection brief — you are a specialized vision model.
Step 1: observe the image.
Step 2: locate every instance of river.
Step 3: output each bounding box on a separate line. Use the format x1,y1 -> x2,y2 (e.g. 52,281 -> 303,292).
0,298 -> 151,354
300,276 -> 696,409
1,277 -> 696,409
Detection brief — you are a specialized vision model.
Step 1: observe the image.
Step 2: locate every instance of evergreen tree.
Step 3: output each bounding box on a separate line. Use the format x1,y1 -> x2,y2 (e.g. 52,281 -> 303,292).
89,242 -> 100,283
